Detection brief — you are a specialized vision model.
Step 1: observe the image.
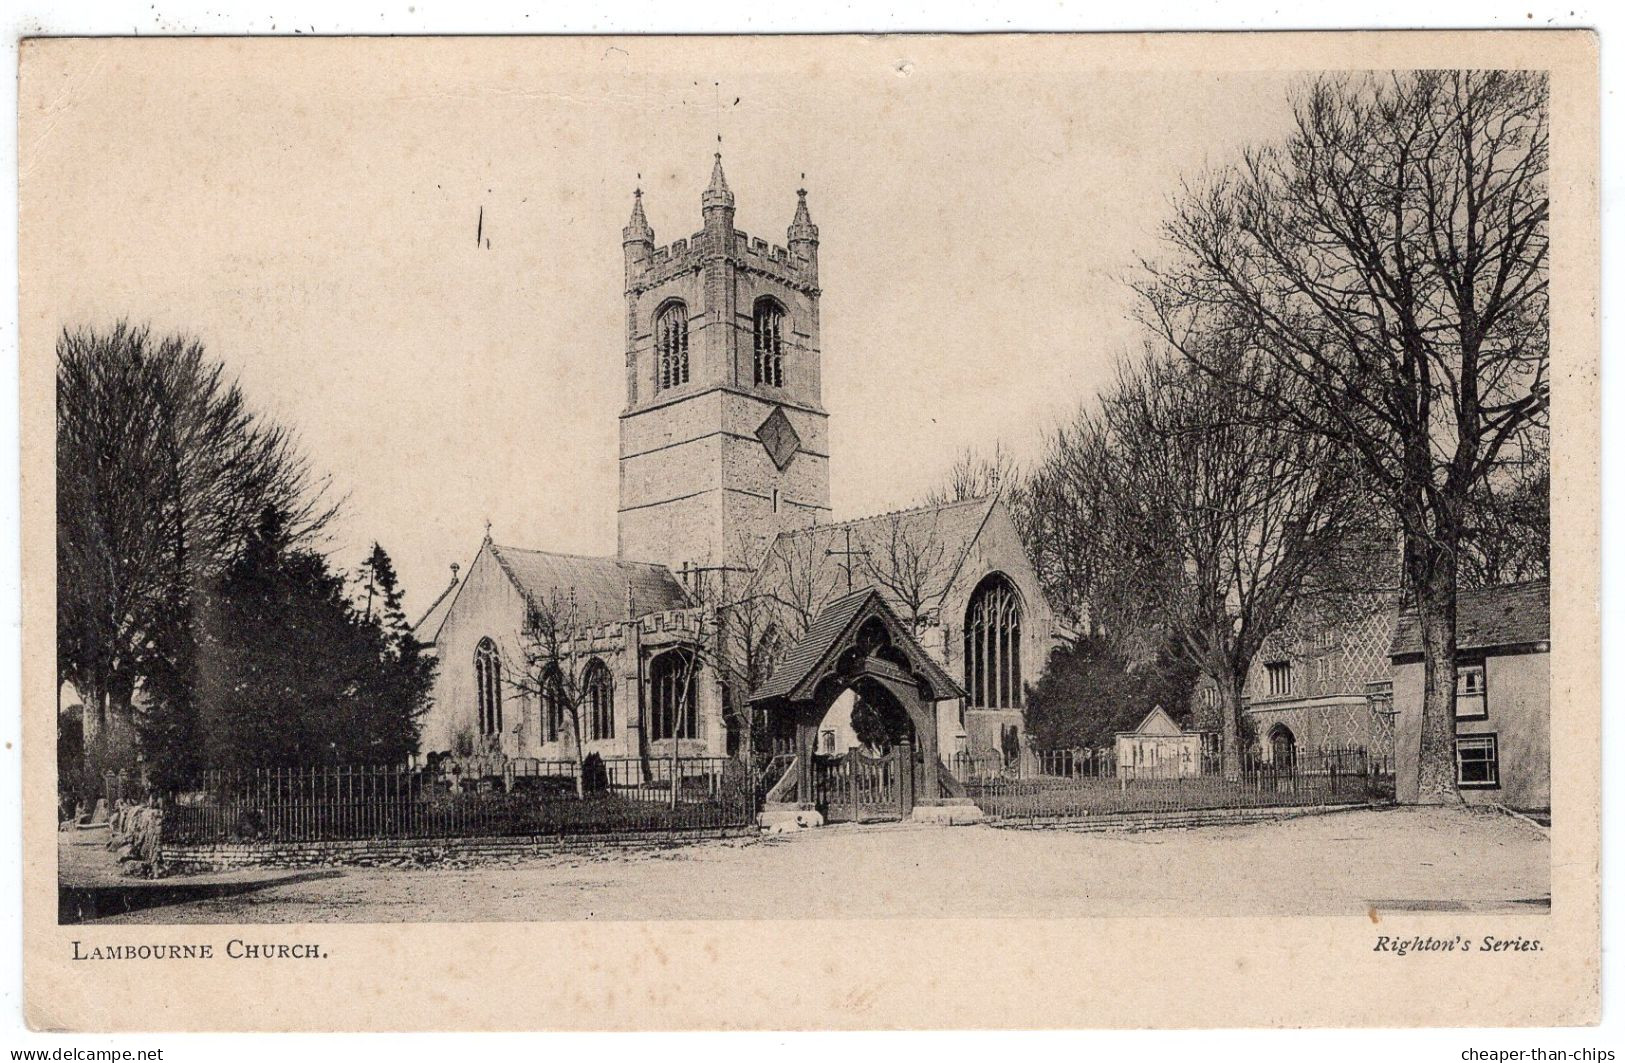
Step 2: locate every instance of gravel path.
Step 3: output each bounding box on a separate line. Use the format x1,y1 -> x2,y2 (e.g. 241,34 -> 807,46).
69,806 -> 1549,924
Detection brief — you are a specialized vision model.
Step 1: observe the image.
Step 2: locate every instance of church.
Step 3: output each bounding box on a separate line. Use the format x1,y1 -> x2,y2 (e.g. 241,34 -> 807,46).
413,156 -> 1057,788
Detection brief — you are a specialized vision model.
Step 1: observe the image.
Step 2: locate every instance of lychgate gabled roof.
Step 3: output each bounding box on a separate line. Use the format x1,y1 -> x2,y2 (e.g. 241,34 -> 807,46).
750,586 -> 966,705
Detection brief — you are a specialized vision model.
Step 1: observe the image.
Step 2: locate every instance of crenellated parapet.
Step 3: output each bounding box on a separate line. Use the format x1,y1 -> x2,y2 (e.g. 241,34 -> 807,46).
617,153 -> 830,576
558,605 -> 714,653
629,228 -> 816,297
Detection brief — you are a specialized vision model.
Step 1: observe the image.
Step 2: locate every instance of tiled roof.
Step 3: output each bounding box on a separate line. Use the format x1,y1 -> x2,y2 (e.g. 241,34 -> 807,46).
1390,579 -> 1550,658
751,496 -> 998,617
488,544 -> 690,626
751,587 -> 965,704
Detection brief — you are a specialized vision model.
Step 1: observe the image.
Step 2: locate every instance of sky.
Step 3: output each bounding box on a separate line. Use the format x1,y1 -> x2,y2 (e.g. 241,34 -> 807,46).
21,38 -> 1300,619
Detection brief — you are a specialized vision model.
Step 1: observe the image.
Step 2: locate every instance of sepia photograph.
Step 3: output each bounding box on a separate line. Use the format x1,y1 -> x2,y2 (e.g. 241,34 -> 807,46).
15,29 -> 1599,1032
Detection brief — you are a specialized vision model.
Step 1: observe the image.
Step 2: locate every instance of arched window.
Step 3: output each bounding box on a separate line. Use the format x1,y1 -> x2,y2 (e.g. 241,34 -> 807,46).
753,298 -> 785,388
474,638 -> 503,735
584,658 -> 615,742
963,574 -> 1023,709
540,666 -> 565,744
655,302 -> 689,391
756,624 -> 784,679
648,649 -> 698,741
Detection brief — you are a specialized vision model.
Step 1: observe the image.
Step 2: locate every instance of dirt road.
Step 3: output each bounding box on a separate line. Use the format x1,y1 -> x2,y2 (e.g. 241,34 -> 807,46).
68,806 -> 1548,924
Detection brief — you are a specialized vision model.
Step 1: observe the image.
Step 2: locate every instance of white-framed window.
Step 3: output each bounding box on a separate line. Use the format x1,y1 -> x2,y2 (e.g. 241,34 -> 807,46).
1455,662 -> 1488,720
1455,734 -> 1500,789
1266,661 -> 1292,697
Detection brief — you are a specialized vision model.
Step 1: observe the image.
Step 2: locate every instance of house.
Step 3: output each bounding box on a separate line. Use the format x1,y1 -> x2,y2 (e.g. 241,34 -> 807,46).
1391,580 -> 1550,811
1192,590 -> 1399,763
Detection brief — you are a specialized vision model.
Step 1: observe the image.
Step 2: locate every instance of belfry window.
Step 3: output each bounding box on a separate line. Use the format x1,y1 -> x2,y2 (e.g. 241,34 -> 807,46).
474,637 -> 503,736
753,299 -> 785,388
655,303 -> 689,391
963,574 -> 1023,709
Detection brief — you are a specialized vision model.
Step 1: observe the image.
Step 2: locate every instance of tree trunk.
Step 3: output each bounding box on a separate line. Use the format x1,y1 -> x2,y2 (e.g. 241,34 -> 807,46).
81,683 -> 107,746
572,710 -> 586,799
106,678 -> 135,748
1410,534 -> 1462,805
1218,668 -> 1245,782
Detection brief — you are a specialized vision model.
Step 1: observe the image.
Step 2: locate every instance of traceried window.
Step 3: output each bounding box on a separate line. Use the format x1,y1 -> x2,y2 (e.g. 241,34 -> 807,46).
648,649 -> 698,741
753,298 -> 785,388
474,638 -> 503,736
584,658 -> 615,742
655,302 -> 690,391
540,666 -> 565,744
1455,734 -> 1500,788
1455,662 -> 1488,720
1266,661 -> 1293,698
963,574 -> 1023,709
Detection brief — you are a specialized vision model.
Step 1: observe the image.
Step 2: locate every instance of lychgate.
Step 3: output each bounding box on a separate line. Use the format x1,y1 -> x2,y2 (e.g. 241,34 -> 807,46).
751,587 -> 984,828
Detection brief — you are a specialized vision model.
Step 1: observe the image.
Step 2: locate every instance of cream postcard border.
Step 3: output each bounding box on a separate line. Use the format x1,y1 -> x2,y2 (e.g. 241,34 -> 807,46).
18,30 -> 1600,1031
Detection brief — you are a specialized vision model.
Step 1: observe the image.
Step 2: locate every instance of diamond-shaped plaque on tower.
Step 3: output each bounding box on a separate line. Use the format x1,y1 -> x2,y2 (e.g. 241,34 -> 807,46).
755,406 -> 801,471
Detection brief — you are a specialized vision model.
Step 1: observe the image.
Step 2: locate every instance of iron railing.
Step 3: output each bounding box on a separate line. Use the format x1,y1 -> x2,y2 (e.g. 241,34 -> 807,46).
160,757 -> 759,845
959,745 -> 1394,822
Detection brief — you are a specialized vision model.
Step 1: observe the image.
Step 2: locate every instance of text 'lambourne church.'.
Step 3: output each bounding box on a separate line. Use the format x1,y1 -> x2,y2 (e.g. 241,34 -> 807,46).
413,156 -> 1059,773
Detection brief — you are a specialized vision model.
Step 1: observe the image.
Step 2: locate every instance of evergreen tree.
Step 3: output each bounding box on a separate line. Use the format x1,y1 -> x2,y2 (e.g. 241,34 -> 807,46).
352,543 -> 435,765
1024,635 -> 1198,750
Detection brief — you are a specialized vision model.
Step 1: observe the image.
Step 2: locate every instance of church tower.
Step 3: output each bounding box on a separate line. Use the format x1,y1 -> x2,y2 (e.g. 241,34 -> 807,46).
617,156 -> 832,579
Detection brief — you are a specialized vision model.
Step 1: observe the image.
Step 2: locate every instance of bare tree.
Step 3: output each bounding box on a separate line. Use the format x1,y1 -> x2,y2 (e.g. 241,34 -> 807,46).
858,510 -> 957,634
512,590 -> 596,798
1078,344 -> 1367,777
753,528 -> 843,641
686,533 -> 781,763
56,322 -> 336,751
1022,421 -> 1135,641
925,442 -> 1020,507
1138,71 -> 1548,801
1460,429 -> 1549,588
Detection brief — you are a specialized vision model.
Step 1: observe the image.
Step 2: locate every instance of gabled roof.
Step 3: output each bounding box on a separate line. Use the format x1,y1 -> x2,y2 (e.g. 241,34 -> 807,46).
751,587 -> 966,704
751,496 -> 999,618
1120,706 -> 1187,737
488,544 -> 690,627
411,572 -> 462,643
1390,579 -> 1550,659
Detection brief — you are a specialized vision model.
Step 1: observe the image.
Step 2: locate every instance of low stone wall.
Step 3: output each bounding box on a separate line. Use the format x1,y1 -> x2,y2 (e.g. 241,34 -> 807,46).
990,803 -> 1372,834
158,826 -> 757,874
